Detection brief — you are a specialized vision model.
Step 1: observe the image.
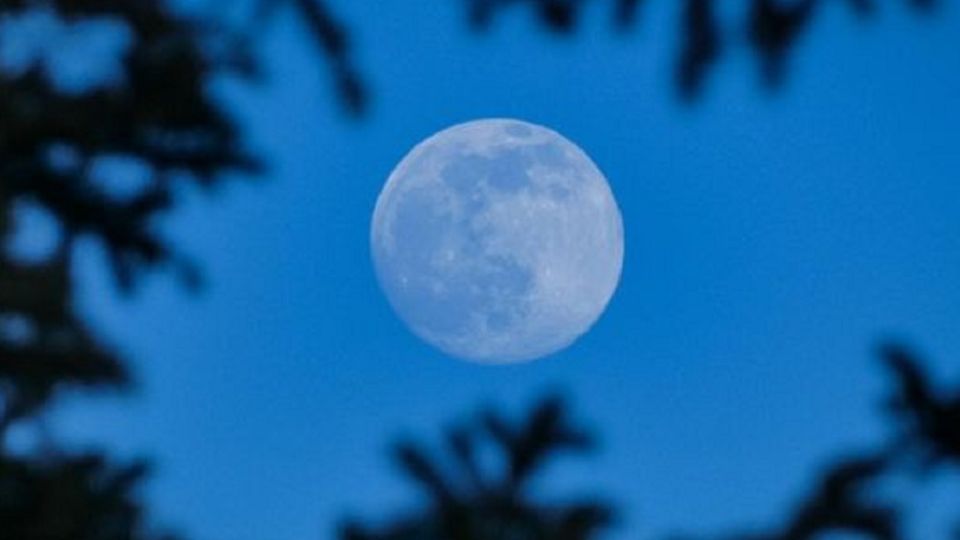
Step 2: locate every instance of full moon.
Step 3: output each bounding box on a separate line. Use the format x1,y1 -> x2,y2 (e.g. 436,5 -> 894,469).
371,119 -> 623,363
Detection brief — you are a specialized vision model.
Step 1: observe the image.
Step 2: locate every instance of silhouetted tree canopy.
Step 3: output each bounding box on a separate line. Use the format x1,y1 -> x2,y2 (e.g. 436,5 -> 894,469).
0,452 -> 182,540
1,0 -> 265,536
341,346 -> 960,540
666,343 -> 960,540
339,395 -> 615,540
882,343 -> 960,469
464,0 -> 937,100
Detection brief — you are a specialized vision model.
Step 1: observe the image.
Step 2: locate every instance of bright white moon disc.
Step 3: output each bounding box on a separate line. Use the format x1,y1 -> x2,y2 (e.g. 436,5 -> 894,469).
371,119 -> 623,363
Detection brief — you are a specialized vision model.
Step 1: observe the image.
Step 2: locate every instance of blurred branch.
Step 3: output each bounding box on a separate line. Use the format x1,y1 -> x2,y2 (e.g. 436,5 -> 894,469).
673,342 -> 960,540
463,0 -> 939,101
0,250 -> 127,435
0,2 -> 267,536
290,0 -> 366,115
676,0 -> 720,101
0,452 -> 182,540
880,341 -> 960,468
245,0 -> 366,115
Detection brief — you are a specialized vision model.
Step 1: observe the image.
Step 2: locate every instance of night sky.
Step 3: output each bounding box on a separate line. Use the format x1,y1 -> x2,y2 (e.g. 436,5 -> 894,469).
42,2 -> 960,539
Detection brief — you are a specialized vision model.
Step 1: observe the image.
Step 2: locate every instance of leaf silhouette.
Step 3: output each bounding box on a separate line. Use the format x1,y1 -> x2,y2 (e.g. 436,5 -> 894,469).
339,395 -> 613,540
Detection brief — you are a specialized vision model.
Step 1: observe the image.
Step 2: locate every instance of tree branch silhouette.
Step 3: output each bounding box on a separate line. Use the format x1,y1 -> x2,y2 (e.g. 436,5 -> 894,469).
881,342 -> 960,469
463,0 -> 937,101
674,342 -> 960,540
339,395 -> 615,540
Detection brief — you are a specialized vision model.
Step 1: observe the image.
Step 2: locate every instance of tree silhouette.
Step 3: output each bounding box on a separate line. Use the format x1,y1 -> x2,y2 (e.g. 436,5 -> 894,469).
669,343 -> 960,540
1,0 -> 259,536
881,343 -> 960,469
464,0 -> 937,100
0,0 -> 353,537
342,345 -> 960,540
688,455 -> 900,540
0,452 -> 184,540
339,395 -> 615,540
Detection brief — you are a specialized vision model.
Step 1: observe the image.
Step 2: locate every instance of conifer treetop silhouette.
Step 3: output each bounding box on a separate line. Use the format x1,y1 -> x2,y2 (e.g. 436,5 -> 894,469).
340,395 -> 615,540
671,343 -> 960,540
881,343 -> 960,468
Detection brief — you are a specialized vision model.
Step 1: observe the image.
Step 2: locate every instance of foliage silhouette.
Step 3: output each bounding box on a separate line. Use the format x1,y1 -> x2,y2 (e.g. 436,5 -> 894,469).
1,0 -> 268,535
0,452 -> 182,540
339,395 -> 615,540
688,455 -> 901,540
881,342 -> 960,469
243,0 -> 366,114
464,0 -> 937,100
0,0 -> 352,538
669,342 -> 960,540
343,345 -> 960,540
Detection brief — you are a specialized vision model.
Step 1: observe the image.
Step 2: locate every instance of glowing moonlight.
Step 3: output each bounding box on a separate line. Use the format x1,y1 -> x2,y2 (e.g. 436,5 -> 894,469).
371,119 -> 623,363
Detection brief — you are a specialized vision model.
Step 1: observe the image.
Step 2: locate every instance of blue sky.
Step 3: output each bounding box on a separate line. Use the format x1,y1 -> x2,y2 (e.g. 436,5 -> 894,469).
47,2 -> 960,539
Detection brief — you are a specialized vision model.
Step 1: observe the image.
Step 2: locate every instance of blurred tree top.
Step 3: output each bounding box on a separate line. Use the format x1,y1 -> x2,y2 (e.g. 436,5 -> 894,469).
0,1 -> 357,537
1,0 -> 258,535
0,0 -> 363,428
463,0 -> 937,100
340,395 -> 614,540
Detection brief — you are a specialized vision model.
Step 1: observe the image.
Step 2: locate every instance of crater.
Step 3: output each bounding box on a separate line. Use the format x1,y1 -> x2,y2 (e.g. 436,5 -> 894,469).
504,122 -> 533,138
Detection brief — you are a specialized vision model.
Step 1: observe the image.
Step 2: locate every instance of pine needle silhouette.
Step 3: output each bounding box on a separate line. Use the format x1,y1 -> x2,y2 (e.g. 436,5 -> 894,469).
339,395 -> 615,540
712,456 -> 899,540
0,249 -> 125,434
464,0 -> 937,100
673,343 -> 960,540
0,453 -> 181,540
676,0 -> 720,101
0,1 -> 358,538
881,342 -> 960,468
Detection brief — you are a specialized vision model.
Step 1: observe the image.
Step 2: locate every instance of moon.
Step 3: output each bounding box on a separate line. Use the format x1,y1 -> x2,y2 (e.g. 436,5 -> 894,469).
371,119 -> 623,363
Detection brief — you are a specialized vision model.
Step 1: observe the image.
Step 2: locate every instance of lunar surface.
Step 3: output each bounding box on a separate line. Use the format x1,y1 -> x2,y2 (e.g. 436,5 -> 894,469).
371,119 -> 623,363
